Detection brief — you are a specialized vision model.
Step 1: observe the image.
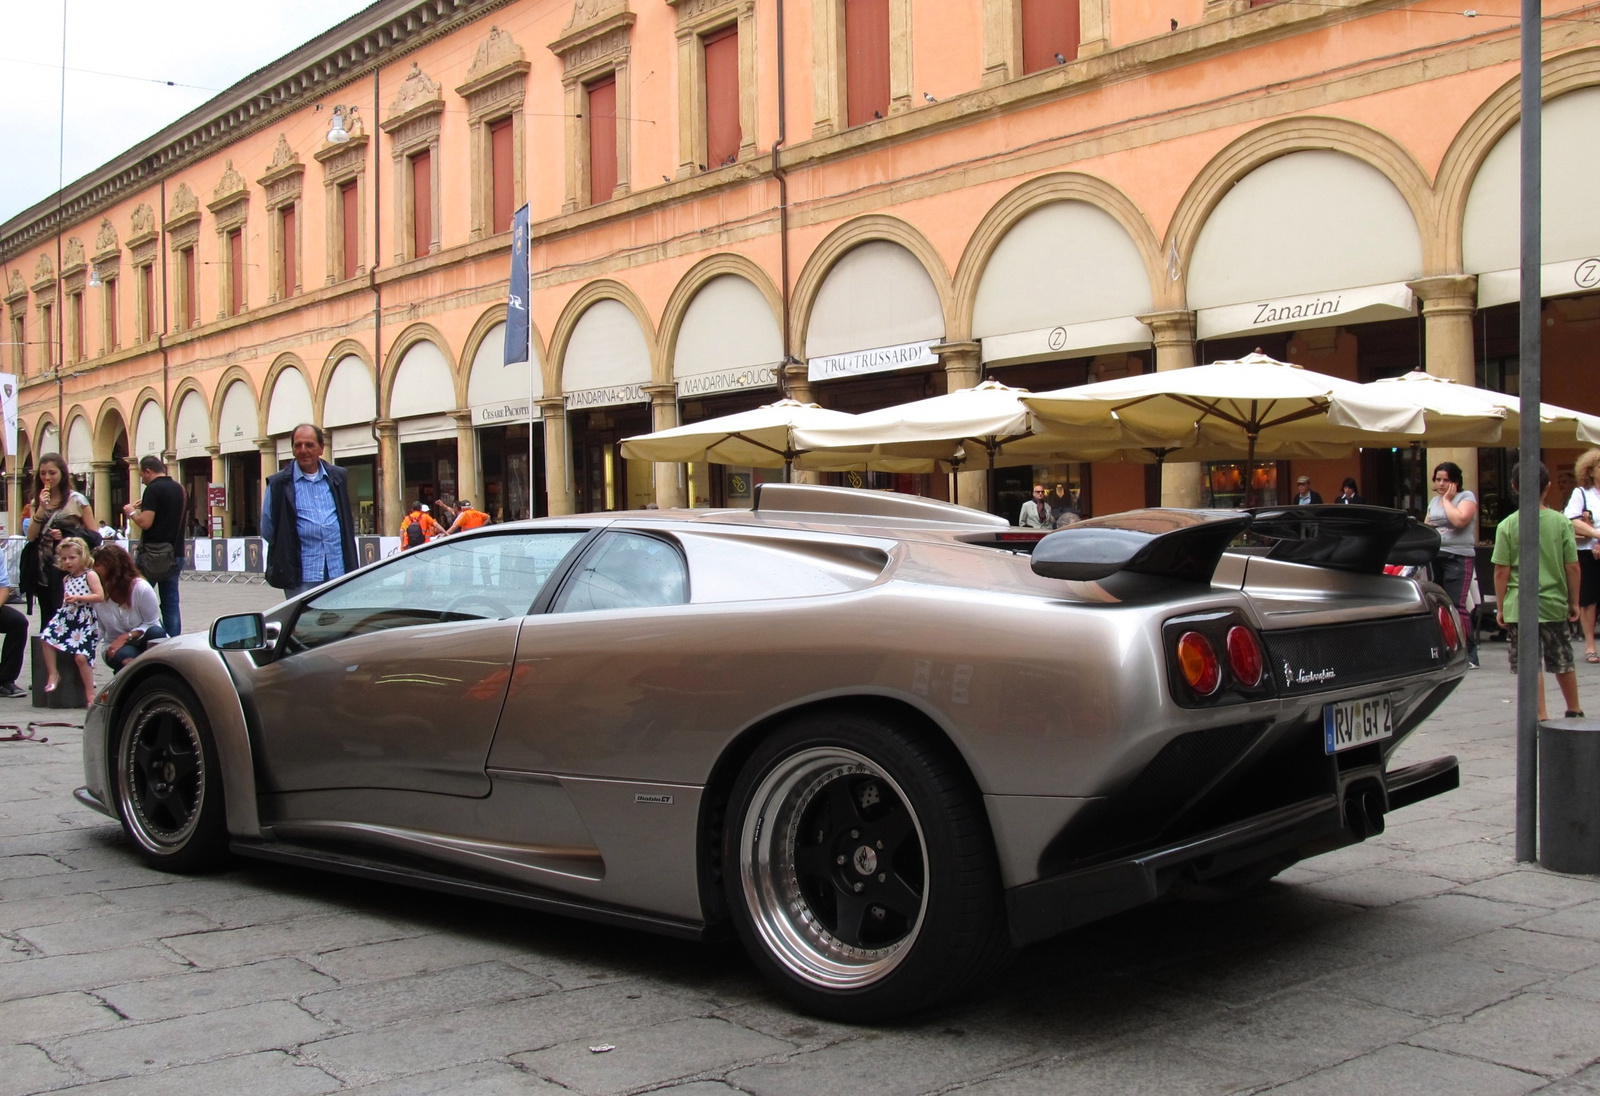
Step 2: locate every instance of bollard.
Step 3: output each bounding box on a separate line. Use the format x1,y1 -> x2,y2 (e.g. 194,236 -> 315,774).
1539,717 -> 1600,874
28,636 -> 88,709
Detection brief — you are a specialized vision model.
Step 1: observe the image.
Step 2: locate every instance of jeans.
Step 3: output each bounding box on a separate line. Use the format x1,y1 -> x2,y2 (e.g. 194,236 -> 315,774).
156,560 -> 182,636
0,602 -> 27,686
1432,552 -> 1479,663
104,625 -> 169,673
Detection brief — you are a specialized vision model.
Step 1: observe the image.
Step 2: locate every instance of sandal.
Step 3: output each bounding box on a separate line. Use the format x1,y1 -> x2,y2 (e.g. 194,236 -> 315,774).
1586,652 -> 1599,664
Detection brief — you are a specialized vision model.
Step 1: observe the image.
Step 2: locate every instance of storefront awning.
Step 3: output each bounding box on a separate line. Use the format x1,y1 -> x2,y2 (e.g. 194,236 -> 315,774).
266,368 -> 313,437
324,356 -> 377,428
981,316 -> 1152,366
391,341 -> 455,421
808,340 -> 939,382
134,401 -> 163,459
397,413 -> 457,442
675,274 -> 783,398
173,392 -> 209,460
1196,281 -> 1416,341
468,321 -> 543,426
218,381 -> 259,454
563,299 -> 650,411
1476,257 -> 1600,308
330,425 -> 377,457
805,241 -> 944,380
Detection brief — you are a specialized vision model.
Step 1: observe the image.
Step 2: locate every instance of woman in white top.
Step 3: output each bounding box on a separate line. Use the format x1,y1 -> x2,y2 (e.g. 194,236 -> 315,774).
1426,461 -> 1480,668
91,544 -> 165,672
1565,448 -> 1600,664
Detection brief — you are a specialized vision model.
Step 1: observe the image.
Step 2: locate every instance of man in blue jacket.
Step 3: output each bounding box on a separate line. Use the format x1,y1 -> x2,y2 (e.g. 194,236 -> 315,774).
260,423 -> 358,597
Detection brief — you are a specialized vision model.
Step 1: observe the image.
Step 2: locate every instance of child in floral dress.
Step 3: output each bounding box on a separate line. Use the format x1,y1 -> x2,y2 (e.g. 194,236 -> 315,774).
41,538 -> 103,700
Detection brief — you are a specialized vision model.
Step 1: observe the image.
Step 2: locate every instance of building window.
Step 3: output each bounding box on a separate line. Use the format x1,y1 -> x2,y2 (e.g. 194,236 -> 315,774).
102,274 -> 118,353
845,0 -> 890,126
587,76 -> 619,205
69,290 -> 85,362
340,181 -> 360,280
703,26 -> 741,168
177,247 -> 197,329
39,303 -> 54,369
275,205 -> 298,299
226,229 -> 245,316
457,25 -> 530,241
490,118 -> 515,233
8,308 -> 23,374
1021,0 -> 1079,72
136,264 -> 156,343
552,7 -> 634,213
409,150 -> 433,259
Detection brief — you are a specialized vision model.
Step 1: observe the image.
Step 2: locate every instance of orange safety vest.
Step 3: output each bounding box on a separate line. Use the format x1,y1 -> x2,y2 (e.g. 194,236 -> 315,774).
401,511 -> 442,546
455,508 -> 490,530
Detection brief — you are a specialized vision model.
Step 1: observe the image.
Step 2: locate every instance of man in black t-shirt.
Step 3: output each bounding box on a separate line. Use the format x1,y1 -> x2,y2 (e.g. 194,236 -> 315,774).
123,455 -> 187,635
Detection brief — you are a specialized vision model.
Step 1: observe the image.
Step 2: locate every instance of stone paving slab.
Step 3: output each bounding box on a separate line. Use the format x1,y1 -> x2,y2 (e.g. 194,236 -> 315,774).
2,583 -> 1599,1094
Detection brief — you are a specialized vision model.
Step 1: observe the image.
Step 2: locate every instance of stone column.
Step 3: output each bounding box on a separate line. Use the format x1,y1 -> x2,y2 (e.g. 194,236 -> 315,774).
207,446 -> 228,536
781,363 -> 821,485
90,461 -> 114,524
376,419 -> 402,534
1409,275 -> 1481,496
936,341 -> 989,513
1139,310 -> 1204,508
450,411 -> 479,509
644,383 -> 685,509
4,473 -> 20,536
538,397 -> 574,516
256,438 -> 277,498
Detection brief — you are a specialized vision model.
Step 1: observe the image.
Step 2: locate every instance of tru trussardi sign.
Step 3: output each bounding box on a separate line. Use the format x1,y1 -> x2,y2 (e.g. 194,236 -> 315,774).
807,340 -> 939,382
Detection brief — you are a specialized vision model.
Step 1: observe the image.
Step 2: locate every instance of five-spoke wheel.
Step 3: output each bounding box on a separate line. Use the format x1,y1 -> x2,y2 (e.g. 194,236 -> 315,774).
724,711 -> 1009,1021
113,677 -> 228,872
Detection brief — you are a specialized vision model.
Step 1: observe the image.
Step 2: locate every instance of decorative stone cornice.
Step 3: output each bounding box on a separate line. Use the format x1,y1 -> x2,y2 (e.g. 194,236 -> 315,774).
5,269 -> 26,304
31,254 -> 54,292
208,160 -> 249,217
314,133 -> 370,182
550,9 -> 635,77
92,218 -> 120,264
384,62 -> 444,129
258,134 -> 306,209
61,237 -> 86,275
457,26 -> 531,118
127,203 -> 157,247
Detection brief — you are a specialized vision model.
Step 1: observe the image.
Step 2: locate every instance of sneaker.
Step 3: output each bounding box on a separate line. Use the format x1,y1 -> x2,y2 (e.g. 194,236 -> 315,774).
1565,710 -> 1586,719
1468,655 -> 1481,669
0,683 -> 26,699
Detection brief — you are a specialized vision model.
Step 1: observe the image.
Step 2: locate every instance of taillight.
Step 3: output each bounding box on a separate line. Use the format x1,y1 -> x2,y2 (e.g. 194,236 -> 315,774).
1177,631 -> 1222,695
1437,605 -> 1460,652
1226,625 -> 1264,688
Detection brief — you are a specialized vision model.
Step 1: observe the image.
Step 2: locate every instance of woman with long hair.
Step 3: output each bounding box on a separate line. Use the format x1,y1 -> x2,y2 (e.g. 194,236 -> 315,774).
1426,461 -> 1480,668
25,452 -> 98,626
1565,449 -> 1600,664
91,544 -> 165,672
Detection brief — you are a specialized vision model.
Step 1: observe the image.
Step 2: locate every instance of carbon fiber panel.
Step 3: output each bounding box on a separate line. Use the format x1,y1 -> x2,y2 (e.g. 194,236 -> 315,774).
1262,614 -> 1444,697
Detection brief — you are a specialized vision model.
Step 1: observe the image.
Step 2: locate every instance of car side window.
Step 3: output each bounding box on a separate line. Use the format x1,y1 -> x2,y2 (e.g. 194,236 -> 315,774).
552,531 -> 688,613
288,531 -> 586,651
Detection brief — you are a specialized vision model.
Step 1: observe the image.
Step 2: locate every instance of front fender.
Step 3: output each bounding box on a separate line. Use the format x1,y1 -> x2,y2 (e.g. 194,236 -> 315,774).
91,637 -> 266,840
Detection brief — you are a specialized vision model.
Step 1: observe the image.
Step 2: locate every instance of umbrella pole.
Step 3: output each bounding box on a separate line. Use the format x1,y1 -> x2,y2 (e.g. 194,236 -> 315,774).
1245,431 -> 1258,509
783,453 -> 793,483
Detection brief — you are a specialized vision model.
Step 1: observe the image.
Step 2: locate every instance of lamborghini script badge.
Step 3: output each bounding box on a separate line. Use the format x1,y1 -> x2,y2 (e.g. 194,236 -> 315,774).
1283,659 -> 1337,687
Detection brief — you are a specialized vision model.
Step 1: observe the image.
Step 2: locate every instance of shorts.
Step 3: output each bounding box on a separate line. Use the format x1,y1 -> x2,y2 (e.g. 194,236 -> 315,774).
1506,621 -> 1576,675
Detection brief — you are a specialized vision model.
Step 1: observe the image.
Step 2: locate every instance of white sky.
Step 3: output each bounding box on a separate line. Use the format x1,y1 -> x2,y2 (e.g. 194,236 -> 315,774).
2,0 -> 378,224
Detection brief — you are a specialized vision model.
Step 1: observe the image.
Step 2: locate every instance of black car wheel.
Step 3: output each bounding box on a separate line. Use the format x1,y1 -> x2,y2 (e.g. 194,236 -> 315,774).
113,676 -> 229,873
723,710 -> 1010,1021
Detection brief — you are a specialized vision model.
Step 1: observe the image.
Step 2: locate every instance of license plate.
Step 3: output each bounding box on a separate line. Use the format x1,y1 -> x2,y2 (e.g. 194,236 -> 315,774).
1324,695 -> 1393,754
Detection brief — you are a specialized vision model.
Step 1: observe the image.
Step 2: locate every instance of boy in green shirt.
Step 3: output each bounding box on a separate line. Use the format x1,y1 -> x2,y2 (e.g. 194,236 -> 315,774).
1492,461 -> 1583,721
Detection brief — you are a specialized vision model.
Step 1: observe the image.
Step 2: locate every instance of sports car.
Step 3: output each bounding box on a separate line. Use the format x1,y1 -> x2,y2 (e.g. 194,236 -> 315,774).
76,484 -> 1465,1020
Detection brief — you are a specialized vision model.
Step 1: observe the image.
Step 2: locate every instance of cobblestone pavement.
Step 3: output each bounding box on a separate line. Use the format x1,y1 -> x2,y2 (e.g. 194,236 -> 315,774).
3,582 -> 1600,1095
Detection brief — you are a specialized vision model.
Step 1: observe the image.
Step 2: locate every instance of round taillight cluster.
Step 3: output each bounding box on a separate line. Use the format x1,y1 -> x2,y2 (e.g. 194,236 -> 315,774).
1176,631 -> 1222,695
1226,625 -> 1264,688
1437,605 -> 1461,652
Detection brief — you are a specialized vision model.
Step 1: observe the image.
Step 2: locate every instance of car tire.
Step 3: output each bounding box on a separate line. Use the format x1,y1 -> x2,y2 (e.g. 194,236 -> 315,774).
722,710 -> 1011,1021
112,675 -> 230,873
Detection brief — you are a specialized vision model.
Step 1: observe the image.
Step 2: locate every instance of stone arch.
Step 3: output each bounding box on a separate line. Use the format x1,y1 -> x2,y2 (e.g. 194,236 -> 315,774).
315,340 -> 376,424
1167,117 -> 1438,291
791,215 -> 954,359
657,253 -> 785,387
460,304 -> 548,402
128,388 -> 166,462
32,412 -> 59,460
952,173 -> 1166,334
381,322 -> 458,417
93,398 -> 129,462
208,365 -> 259,444
1434,48 -> 1600,272
547,279 -> 659,396
63,405 -> 95,474
167,378 -> 211,455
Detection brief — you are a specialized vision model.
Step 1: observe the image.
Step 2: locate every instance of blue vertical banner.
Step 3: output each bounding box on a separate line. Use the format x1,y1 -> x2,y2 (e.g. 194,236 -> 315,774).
503,203 -> 531,366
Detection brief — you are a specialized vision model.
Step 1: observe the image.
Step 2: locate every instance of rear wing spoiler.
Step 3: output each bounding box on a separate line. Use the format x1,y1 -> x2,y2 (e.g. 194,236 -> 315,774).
1030,505 -> 1439,584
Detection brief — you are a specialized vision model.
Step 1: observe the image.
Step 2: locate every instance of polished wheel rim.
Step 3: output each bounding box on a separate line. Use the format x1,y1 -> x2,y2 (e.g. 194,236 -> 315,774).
117,698 -> 205,852
740,747 -> 928,989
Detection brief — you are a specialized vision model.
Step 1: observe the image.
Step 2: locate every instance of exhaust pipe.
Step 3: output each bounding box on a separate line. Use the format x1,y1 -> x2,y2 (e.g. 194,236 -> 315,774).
1344,782 -> 1387,839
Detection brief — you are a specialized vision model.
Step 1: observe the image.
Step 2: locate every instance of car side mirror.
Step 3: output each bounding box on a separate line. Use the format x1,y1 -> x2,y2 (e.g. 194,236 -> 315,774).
211,612 -> 269,651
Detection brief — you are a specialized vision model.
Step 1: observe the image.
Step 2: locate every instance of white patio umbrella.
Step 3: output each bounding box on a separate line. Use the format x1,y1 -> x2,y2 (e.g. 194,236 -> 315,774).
1364,370 -> 1600,449
618,399 -> 928,482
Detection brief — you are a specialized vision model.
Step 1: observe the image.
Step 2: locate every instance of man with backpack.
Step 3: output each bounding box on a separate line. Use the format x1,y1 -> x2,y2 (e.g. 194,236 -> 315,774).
400,502 -> 442,549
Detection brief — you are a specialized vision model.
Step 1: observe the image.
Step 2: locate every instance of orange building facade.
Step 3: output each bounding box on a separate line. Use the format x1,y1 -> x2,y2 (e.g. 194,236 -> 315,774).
2,0 -> 1597,540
